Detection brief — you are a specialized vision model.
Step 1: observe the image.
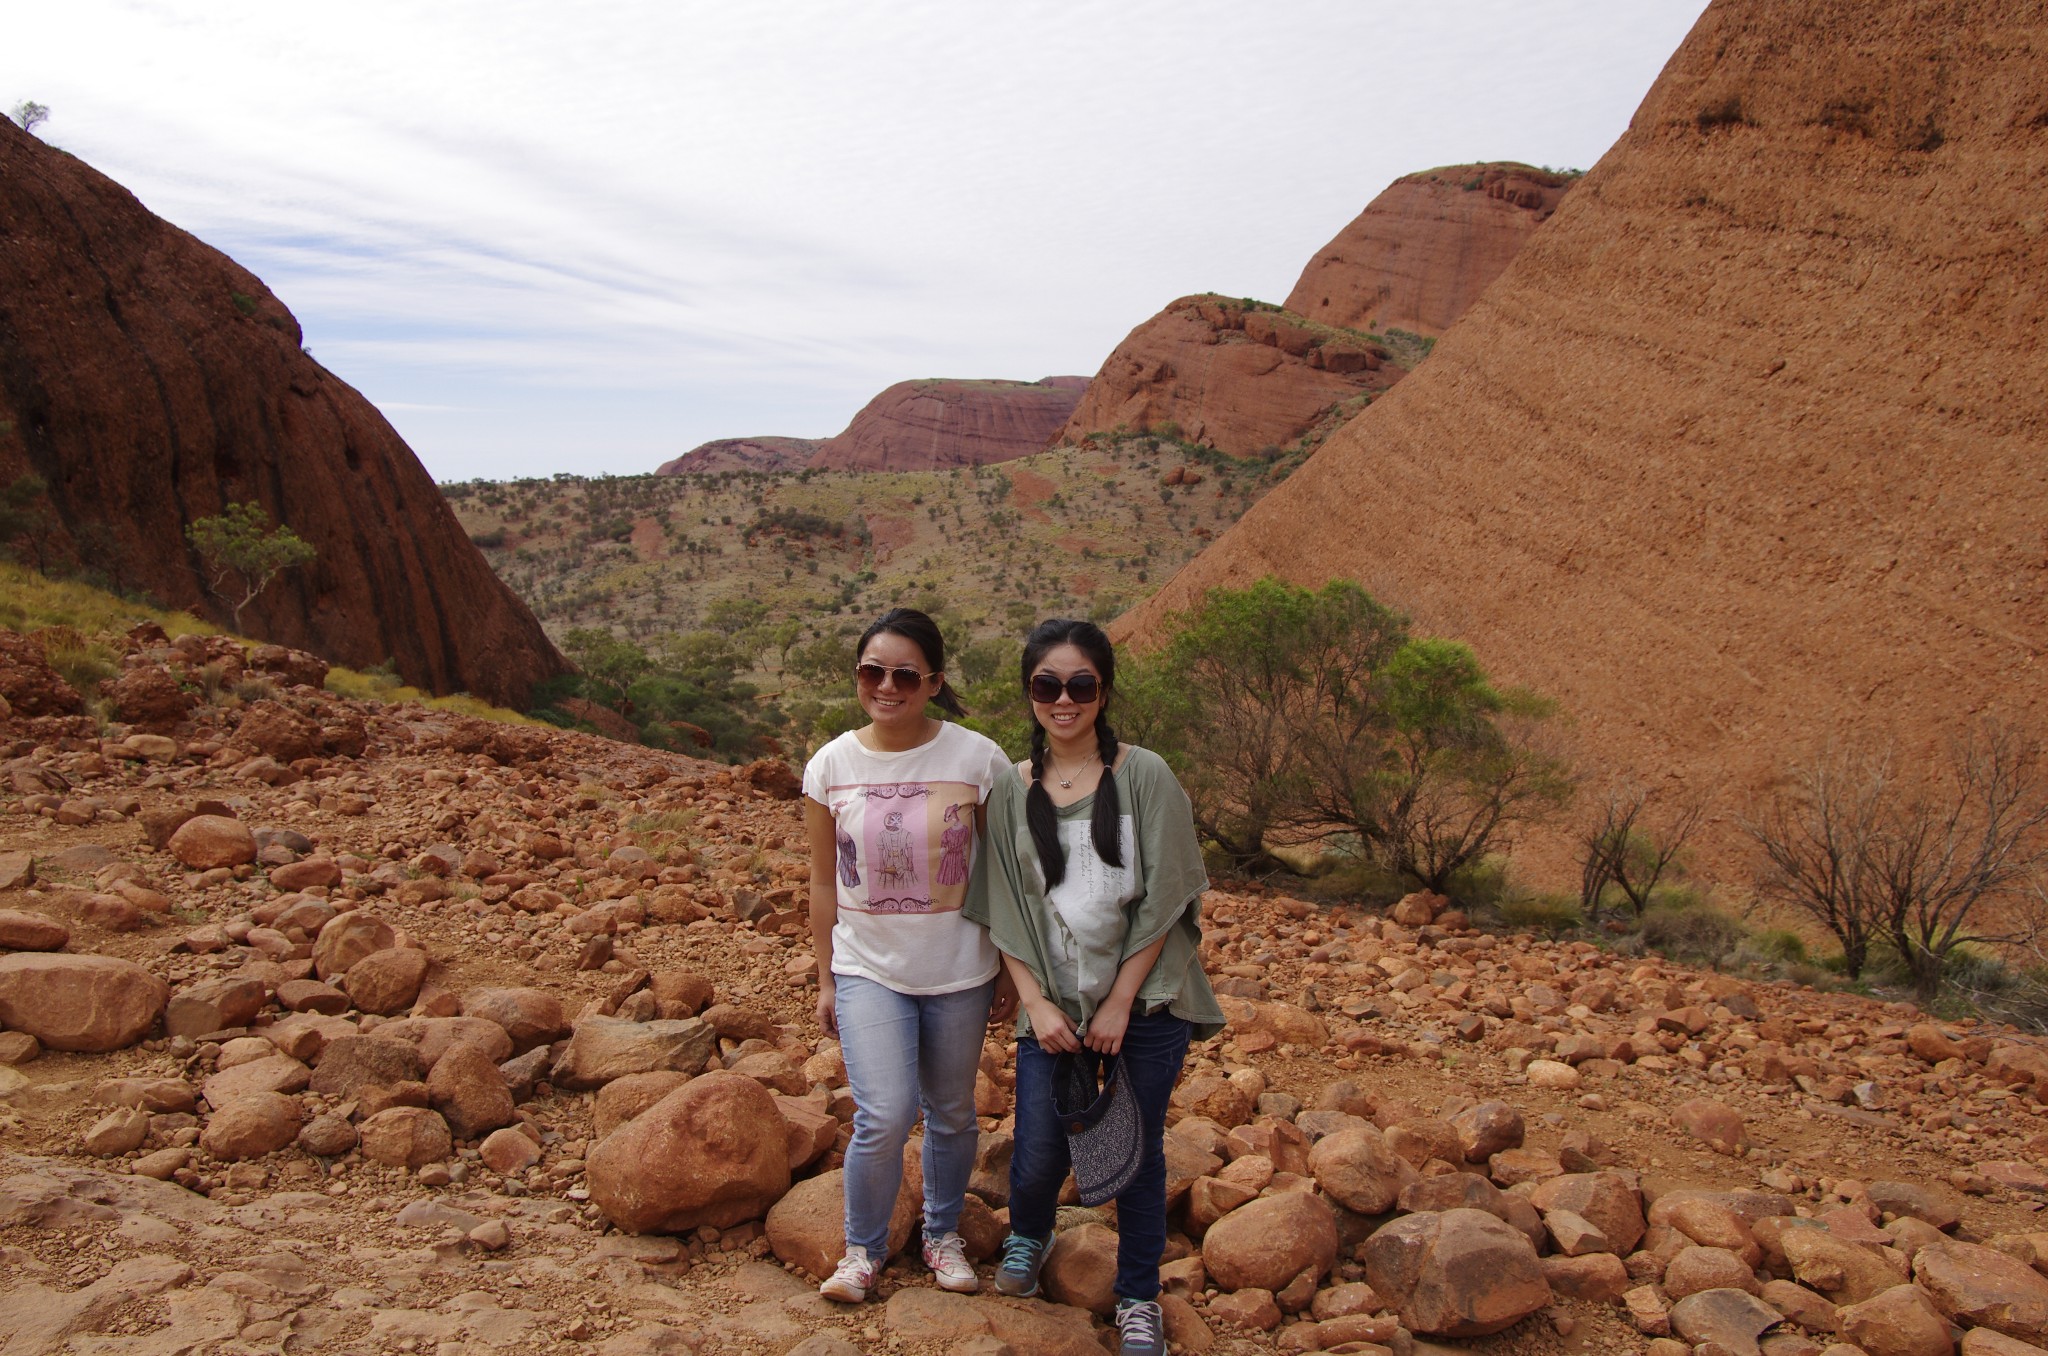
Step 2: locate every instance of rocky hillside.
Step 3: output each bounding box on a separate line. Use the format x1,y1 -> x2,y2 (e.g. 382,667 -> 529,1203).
8,625 -> 2048,1356
655,438 -> 821,476
0,120 -> 567,710
807,377 -> 1088,473
1284,163 -> 1574,337
1122,0 -> 2048,839
662,378 -> 1088,478
452,433 -> 1272,654
1053,297 -> 1409,458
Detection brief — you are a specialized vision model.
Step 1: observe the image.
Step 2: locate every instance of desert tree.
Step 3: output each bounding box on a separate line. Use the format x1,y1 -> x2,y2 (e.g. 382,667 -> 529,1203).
1579,784 -> 1708,919
10,101 -> 48,134
1118,578 -> 1325,870
1864,725 -> 2048,999
1359,641 -> 1575,893
184,502 -> 317,631
1744,725 -> 2048,997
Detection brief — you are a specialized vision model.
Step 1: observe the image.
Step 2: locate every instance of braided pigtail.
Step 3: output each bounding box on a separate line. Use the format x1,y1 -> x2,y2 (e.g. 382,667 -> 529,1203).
1025,719 -> 1068,888
1089,710 -> 1125,868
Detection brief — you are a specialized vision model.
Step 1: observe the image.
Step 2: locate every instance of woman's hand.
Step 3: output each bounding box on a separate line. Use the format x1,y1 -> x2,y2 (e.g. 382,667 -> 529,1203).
1084,996 -> 1132,1055
1025,996 -> 1080,1054
990,970 -> 1019,1026
815,975 -> 838,1037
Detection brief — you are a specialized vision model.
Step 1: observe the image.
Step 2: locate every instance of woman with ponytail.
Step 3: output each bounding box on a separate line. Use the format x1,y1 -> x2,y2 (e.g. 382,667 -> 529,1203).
964,619 -> 1221,1356
803,608 -> 1016,1303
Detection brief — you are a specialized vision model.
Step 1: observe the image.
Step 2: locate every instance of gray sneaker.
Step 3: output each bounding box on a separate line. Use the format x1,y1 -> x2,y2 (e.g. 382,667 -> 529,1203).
992,1231 -> 1050,1297
1114,1297 -> 1166,1356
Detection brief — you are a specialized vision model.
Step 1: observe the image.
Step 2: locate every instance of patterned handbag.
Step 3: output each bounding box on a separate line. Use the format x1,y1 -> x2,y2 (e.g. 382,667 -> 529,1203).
1051,1048 -> 1142,1206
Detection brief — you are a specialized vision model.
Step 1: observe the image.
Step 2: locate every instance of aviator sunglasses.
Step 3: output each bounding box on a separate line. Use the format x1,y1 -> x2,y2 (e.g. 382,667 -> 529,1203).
854,662 -> 936,689
1028,671 -> 1102,704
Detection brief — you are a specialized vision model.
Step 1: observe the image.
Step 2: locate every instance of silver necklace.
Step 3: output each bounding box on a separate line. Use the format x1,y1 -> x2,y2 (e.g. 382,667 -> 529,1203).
1051,749 -> 1097,789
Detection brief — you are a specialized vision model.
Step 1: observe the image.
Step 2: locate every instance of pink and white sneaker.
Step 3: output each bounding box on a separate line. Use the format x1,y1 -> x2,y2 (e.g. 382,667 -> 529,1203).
819,1245 -> 877,1303
923,1231 -> 979,1292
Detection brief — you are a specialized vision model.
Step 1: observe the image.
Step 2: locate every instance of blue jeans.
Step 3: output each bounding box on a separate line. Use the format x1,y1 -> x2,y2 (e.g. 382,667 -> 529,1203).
1010,1010 -> 1192,1301
835,973 -> 994,1257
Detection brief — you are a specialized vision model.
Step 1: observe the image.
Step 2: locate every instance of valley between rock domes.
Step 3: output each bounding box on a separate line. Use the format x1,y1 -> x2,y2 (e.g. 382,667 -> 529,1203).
7,631 -> 2048,1356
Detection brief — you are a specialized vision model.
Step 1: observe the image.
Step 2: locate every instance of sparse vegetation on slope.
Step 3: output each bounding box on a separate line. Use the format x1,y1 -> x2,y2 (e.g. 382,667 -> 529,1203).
443,432 -> 1330,757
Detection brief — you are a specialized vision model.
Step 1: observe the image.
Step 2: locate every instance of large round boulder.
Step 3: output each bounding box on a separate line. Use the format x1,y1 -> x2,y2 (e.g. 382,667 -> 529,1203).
586,1071 -> 792,1234
1363,1207 -> 1551,1338
1915,1240 -> 2048,1343
167,815 -> 257,869
312,912 -> 395,980
766,1152 -> 921,1280
1308,1124 -> 1417,1214
358,1106 -> 453,1168
427,1040 -> 515,1140
200,1090 -> 303,1160
0,953 -> 168,1051
461,987 -> 568,1053
1527,1172 -> 1647,1256
1201,1192 -> 1339,1293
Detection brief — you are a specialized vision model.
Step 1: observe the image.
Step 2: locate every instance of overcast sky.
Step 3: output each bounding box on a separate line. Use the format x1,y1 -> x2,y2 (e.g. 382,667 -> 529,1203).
9,2 -> 1709,482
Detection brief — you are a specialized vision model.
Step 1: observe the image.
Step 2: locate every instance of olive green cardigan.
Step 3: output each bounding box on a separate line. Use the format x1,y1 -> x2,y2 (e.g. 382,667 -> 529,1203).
964,747 -> 1224,1041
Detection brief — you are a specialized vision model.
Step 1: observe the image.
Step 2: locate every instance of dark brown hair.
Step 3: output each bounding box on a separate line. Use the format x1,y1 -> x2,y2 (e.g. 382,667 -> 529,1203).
1021,618 -> 1122,887
858,608 -> 967,717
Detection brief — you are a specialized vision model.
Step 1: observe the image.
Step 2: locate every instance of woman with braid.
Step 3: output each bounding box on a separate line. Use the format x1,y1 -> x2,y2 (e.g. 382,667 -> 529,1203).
965,618 -> 1221,1356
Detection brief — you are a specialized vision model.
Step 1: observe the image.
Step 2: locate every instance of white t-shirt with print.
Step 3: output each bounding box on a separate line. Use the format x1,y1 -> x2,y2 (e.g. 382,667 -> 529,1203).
803,721 -> 1010,995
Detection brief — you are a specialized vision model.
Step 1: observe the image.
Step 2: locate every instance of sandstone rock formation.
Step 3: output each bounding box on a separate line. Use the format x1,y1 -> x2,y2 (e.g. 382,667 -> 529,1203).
1122,0 -> 2048,847
655,437 -> 822,476
1284,163 -> 1573,337
1055,297 -> 1401,457
0,119 -> 567,708
806,377 -> 1087,472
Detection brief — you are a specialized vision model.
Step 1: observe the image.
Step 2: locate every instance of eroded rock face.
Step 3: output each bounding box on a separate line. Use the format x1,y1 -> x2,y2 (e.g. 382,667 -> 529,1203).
1363,1207 -> 1551,1337
0,118 -> 567,708
1285,164 -> 1571,337
807,378 -> 1087,473
1055,297 -> 1399,458
0,954 -> 167,1051
585,1072 -> 791,1234
1117,1 -> 2048,862
1915,1240 -> 2048,1343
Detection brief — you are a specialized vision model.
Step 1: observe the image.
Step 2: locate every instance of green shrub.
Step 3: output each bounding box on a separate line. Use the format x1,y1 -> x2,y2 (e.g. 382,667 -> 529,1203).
1745,929 -> 1809,964
1640,900 -> 1749,968
44,638 -> 117,694
1444,857 -> 1511,910
1498,892 -> 1583,935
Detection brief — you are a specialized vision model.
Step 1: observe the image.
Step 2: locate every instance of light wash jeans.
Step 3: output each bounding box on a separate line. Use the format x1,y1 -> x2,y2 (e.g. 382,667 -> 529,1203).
834,972 -> 994,1257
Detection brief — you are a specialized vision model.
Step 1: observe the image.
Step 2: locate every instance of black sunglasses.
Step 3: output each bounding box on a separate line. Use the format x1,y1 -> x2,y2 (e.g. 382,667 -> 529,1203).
1028,672 -> 1102,704
854,662 -> 936,689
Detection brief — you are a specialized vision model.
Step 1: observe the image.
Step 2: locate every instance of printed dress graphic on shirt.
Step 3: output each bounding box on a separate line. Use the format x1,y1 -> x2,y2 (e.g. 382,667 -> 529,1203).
825,780 -> 980,914
835,824 -> 860,887
936,802 -> 972,886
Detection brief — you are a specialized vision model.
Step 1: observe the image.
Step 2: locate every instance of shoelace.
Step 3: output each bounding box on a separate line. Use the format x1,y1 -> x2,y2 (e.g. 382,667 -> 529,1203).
999,1235 -> 1042,1271
929,1234 -> 969,1269
830,1251 -> 871,1285
1117,1301 -> 1162,1346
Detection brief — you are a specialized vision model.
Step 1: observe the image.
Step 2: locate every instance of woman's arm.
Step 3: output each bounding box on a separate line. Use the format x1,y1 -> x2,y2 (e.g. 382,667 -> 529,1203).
803,796 -> 842,1036
1082,932 -> 1169,1055
1002,952 -> 1080,1054
975,798 -> 1020,1026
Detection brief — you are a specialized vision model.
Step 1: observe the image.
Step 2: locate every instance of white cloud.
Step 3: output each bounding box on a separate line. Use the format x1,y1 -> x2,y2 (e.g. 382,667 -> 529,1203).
6,0 -> 1711,479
